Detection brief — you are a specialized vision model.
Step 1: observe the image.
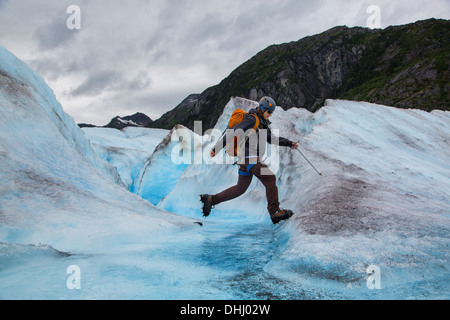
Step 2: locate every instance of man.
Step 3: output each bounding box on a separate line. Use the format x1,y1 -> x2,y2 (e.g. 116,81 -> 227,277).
200,96 -> 299,224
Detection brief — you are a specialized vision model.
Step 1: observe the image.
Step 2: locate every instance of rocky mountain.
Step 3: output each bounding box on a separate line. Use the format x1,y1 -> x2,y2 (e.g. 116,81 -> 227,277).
79,112 -> 152,129
104,112 -> 153,129
149,18 -> 449,132
78,123 -> 98,128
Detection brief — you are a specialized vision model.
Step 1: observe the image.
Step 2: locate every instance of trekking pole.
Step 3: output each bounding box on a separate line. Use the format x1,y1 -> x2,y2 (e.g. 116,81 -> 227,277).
296,148 -> 323,176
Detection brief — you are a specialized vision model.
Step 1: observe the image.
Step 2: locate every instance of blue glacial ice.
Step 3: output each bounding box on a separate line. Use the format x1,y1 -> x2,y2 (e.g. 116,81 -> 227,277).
0,45 -> 449,300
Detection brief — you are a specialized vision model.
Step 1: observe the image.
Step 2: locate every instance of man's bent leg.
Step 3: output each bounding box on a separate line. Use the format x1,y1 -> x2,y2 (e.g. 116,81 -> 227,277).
211,173 -> 252,206
250,163 -> 280,215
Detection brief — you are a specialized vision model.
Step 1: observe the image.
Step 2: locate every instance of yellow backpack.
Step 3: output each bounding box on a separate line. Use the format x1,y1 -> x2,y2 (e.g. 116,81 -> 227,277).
225,109 -> 260,157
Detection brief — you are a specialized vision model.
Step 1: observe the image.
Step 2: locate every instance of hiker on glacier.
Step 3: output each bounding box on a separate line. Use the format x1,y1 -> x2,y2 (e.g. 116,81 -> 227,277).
200,96 -> 299,224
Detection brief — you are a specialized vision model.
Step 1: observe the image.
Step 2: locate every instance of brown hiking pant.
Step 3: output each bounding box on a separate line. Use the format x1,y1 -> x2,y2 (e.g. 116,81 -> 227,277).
211,161 -> 280,215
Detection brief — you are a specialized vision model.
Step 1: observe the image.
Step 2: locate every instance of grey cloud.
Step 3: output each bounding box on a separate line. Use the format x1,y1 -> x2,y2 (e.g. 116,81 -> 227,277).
278,0 -> 325,21
33,3 -> 81,51
188,13 -> 229,43
100,88 -> 189,122
71,70 -> 121,96
30,47 -> 100,82
126,71 -> 152,91
0,0 -> 8,10
71,70 -> 152,97
35,18 -> 78,51
2,0 -> 446,126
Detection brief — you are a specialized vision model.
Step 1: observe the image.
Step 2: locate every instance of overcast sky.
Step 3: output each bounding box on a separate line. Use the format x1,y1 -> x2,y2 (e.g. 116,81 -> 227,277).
0,0 -> 449,125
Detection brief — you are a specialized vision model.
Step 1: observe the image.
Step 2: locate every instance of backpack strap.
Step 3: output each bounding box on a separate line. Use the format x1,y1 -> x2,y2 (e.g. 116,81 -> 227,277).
248,113 -> 260,131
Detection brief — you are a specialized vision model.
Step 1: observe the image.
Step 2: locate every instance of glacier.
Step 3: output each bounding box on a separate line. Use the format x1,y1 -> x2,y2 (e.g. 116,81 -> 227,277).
0,45 -> 449,300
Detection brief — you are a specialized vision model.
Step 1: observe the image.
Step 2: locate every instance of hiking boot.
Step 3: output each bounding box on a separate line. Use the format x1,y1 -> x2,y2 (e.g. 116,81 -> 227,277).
200,194 -> 214,217
270,209 -> 294,224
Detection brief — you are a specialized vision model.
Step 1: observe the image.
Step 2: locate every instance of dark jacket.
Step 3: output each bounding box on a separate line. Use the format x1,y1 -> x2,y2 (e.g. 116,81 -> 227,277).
213,108 -> 294,162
